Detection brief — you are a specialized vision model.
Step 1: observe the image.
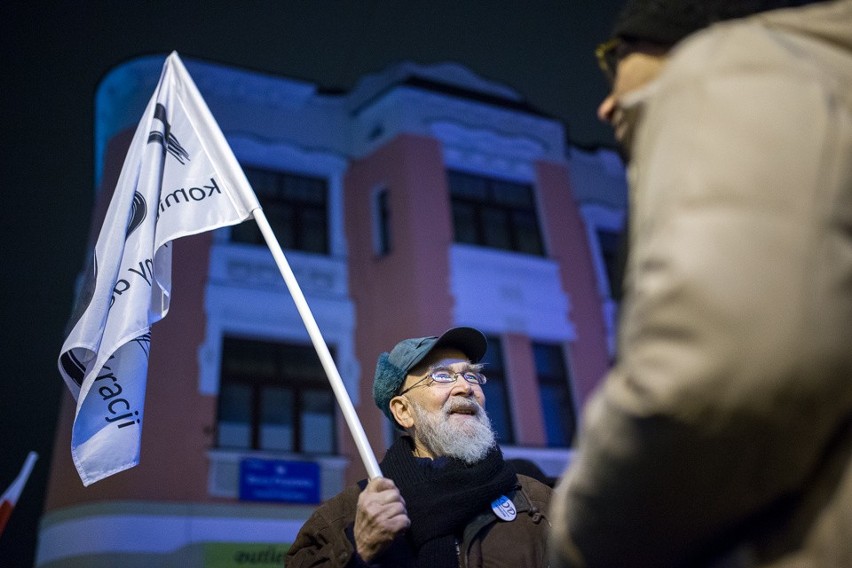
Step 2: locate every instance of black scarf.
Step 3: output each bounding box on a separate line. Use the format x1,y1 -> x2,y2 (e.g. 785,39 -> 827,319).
379,436 -> 517,568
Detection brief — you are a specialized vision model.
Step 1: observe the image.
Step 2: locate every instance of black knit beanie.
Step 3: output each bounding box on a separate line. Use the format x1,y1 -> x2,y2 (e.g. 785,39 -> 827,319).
613,0 -> 828,45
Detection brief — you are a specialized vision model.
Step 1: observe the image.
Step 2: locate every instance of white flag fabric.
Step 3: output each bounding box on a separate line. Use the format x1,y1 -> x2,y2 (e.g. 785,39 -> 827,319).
58,52 -> 260,486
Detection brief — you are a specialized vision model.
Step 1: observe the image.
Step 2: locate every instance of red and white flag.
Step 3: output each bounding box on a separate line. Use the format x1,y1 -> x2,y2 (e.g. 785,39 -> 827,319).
0,452 -> 38,537
58,52 -> 260,486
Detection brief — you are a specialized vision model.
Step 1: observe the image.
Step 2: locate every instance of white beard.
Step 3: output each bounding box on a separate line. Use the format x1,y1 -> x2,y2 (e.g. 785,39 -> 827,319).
410,396 -> 496,465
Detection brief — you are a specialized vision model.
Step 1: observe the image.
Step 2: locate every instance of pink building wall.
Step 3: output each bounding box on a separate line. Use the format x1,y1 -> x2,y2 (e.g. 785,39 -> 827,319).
344,133 -> 456,480
502,333 -> 546,445
536,160 -> 610,404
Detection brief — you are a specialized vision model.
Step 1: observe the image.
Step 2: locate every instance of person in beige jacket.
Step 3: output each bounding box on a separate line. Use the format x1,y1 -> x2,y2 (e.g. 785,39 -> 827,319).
550,0 -> 852,566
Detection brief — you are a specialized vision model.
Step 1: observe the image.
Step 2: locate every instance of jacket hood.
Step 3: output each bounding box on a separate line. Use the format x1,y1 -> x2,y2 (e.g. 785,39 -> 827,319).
618,0 -> 852,161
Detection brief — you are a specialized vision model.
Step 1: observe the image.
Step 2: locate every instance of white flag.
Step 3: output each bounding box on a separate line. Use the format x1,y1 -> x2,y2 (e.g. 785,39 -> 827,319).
58,52 -> 260,486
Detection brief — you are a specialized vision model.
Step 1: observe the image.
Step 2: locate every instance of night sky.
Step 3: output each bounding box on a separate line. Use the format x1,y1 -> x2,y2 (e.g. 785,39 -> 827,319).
1,2 -> 621,564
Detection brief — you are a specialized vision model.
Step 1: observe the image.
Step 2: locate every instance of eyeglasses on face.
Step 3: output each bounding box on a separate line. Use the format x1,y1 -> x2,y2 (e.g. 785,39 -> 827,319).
595,37 -> 622,84
596,37 -> 672,84
397,368 -> 487,396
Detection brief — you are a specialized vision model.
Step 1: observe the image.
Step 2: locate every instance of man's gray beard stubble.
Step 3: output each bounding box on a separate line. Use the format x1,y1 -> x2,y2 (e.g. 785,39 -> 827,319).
410,397 -> 496,465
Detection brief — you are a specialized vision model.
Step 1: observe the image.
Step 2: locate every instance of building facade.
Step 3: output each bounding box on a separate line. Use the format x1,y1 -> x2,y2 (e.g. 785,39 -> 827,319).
39,54 -> 626,567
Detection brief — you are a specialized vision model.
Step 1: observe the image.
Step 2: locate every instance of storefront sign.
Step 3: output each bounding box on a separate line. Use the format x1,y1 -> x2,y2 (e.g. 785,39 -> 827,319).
204,543 -> 290,567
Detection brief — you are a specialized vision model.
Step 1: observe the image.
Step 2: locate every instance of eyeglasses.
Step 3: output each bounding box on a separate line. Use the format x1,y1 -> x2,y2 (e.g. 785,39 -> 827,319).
596,38 -> 671,84
595,38 -> 622,84
397,368 -> 487,396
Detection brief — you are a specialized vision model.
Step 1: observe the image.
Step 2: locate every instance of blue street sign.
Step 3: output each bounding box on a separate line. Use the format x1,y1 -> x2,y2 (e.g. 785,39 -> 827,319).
239,458 -> 321,504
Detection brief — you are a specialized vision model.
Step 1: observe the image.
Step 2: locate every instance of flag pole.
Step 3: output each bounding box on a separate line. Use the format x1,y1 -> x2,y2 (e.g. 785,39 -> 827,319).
0,452 -> 38,537
251,209 -> 382,480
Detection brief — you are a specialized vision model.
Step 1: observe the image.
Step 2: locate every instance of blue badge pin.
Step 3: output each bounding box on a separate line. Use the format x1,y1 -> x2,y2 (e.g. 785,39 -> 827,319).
490,495 -> 517,521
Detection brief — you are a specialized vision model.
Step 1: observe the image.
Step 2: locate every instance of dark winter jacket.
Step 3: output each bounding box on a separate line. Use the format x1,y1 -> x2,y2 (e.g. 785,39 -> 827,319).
286,473 -> 552,567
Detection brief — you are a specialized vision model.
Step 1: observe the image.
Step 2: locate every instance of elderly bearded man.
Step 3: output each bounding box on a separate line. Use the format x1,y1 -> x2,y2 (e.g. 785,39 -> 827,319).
286,327 -> 552,567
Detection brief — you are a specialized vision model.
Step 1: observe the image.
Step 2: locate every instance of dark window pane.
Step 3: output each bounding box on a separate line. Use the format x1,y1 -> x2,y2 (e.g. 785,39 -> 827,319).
481,336 -> 513,444
218,383 -> 252,449
376,189 -> 391,256
533,343 -> 576,448
447,169 -> 544,255
448,171 -> 488,200
222,340 -> 277,380
230,219 -> 262,245
301,389 -> 335,454
219,383 -> 252,422
248,168 -> 278,196
539,384 -> 570,447
597,229 -> 624,299
301,208 -> 328,253
260,387 -> 294,451
217,337 -> 337,454
533,343 -> 564,376
234,167 -> 329,254
266,203 -> 295,249
482,208 -> 512,249
282,173 -> 326,204
492,179 -> 532,207
480,336 -> 504,373
482,377 -> 513,444
513,211 -> 545,255
452,202 -> 479,245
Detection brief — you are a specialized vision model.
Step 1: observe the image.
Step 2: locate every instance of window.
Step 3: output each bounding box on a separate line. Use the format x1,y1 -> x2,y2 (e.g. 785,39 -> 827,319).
480,336 -> 514,444
217,337 -> 337,454
373,188 -> 391,256
534,343 -> 576,447
231,167 -> 329,254
596,228 -> 625,300
448,170 -> 545,256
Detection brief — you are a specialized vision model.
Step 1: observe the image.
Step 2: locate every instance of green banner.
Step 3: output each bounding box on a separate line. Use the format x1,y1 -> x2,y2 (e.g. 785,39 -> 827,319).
204,542 -> 291,567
